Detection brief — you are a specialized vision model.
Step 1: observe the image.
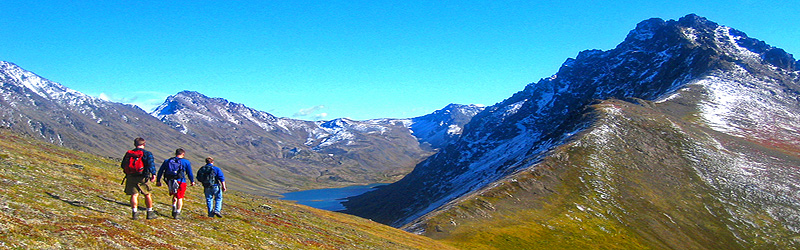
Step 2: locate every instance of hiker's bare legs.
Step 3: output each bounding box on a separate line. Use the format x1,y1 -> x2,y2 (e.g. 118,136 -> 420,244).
130,193 -> 139,209
144,193 -> 153,209
170,196 -> 185,219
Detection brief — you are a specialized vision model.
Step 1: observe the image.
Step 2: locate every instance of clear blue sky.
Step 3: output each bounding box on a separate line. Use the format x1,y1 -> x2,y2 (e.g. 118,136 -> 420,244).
2,1 -> 798,120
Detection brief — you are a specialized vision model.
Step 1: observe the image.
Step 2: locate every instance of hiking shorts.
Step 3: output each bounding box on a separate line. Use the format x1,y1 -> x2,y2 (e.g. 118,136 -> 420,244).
170,181 -> 188,199
124,174 -> 152,195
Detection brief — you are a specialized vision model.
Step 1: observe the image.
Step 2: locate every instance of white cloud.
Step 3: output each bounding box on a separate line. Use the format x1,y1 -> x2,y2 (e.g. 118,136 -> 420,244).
294,105 -> 326,118
313,113 -> 328,119
90,91 -> 170,113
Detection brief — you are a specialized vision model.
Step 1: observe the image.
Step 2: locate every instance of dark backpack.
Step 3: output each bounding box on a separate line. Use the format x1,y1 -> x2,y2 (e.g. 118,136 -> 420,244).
121,150 -> 145,175
197,165 -> 217,187
163,157 -> 184,180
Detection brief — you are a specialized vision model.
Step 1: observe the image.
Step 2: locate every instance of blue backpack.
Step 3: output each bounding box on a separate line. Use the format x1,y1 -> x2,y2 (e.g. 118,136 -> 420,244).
164,157 -> 184,180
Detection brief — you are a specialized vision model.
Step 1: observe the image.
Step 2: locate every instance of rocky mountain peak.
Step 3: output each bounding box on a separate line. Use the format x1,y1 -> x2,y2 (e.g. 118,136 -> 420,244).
0,61 -> 94,104
613,13 -> 796,73
407,103 -> 485,149
343,14 -> 800,240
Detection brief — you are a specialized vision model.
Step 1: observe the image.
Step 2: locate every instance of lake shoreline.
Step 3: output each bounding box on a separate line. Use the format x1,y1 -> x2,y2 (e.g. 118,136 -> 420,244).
279,183 -> 389,211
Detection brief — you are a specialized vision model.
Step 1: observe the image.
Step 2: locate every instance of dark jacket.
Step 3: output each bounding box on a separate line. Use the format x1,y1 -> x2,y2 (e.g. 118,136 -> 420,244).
198,164 -> 226,187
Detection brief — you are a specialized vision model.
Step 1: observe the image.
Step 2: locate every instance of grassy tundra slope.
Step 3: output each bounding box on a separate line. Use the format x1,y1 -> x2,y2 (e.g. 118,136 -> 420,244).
0,128 -> 453,249
405,99 -> 800,249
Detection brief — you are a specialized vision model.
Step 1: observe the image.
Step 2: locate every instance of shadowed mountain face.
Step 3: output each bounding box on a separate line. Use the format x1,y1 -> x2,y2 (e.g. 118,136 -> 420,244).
0,62 -> 480,195
343,14 -> 800,249
408,103 -> 485,150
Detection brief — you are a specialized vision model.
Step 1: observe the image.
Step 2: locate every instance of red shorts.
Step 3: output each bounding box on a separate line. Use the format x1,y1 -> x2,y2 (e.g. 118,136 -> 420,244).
171,182 -> 188,199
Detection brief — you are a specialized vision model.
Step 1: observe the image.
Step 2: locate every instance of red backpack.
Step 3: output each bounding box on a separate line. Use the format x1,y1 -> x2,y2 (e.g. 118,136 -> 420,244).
121,150 -> 145,174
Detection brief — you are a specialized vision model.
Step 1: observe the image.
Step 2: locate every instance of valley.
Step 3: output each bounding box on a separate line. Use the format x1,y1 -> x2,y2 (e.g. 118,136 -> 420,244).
0,127 -> 455,249
2,13 -> 800,249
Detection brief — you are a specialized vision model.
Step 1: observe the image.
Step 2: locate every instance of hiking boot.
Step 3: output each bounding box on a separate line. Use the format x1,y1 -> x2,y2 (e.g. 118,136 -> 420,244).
214,212 -> 222,218
173,211 -> 181,220
171,210 -> 177,218
146,210 -> 156,220
132,211 -> 139,220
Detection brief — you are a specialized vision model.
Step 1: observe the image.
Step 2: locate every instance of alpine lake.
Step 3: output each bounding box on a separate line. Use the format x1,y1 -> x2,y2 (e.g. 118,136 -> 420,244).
279,183 -> 387,211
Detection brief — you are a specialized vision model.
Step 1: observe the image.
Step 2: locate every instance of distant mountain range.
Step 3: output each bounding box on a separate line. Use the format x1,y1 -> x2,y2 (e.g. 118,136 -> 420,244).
0,61 -> 483,194
0,126 -> 456,249
343,14 -> 800,249
4,13 -> 800,249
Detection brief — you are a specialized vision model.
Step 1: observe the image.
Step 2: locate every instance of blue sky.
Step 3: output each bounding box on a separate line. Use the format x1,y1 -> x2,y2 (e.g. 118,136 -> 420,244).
2,1 -> 798,120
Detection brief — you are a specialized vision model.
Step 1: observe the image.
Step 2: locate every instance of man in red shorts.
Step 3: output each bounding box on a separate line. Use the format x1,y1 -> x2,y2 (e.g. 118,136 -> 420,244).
156,148 -> 195,219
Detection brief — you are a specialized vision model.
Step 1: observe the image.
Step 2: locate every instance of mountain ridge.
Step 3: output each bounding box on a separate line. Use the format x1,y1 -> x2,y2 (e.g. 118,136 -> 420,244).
343,14 -> 800,249
150,90 -> 482,191
411,98 -> 800,249
0,62 -> 482,195
0,127 -> 456,249
3,13 -> 800,249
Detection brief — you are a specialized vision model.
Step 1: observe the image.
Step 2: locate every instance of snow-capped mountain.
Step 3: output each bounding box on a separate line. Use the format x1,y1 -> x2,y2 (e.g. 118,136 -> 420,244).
152,90 -> 488,191
150,91 -> 481,189
407,103 -> 485,149
0,61 -> 179,157
0,61 -> 94,106
152,91 -> 481,152
344,14 -> 800,248
0,63 -> 481,194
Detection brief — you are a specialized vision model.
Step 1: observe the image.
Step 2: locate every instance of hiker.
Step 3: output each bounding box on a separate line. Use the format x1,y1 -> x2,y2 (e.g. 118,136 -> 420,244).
196,157 -> 227,218
121,137 -> 157,220
156,148 -> 195,219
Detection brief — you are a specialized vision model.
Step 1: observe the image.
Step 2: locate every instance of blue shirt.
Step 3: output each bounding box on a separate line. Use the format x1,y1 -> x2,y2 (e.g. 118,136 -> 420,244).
200,164 -> 225,185
157,157 -> 194,184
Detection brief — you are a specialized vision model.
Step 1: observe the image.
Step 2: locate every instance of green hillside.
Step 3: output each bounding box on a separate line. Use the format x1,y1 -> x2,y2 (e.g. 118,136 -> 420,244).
0,128 -> 455,249
405,99 -> 800,249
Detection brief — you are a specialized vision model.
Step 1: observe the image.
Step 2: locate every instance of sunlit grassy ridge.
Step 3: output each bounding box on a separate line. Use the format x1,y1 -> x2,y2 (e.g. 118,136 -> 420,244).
0,128 -> 455,249
406,99 -> 800,249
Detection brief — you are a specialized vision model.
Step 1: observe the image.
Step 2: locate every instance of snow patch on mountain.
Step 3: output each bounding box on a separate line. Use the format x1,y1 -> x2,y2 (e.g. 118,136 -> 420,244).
446,124 -> 462,135
695,65 -> 800,149
718,27 -> 763,62
216,106 -> 241,125
308,118 -> 398,148
0,61 -> 123,126
152,91 -> 484,153
686,133 -> 800,234
241,109 -> 276,131
0,62 -> 89,102
504,99 -> 526,116
406,104 -> 485,149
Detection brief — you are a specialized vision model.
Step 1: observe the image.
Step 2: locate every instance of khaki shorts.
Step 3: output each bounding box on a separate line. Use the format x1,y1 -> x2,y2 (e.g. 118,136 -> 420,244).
124,174 -> 152,195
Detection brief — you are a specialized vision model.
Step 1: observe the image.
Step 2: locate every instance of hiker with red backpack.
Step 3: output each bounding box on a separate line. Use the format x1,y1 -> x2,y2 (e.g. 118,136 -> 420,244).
121,137 -> 157,220
156,148 -> 195,219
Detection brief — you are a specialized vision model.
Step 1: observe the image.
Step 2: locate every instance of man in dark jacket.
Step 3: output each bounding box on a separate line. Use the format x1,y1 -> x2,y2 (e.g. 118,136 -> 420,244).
122,137 -> 157,220
197,157 -> 227,218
